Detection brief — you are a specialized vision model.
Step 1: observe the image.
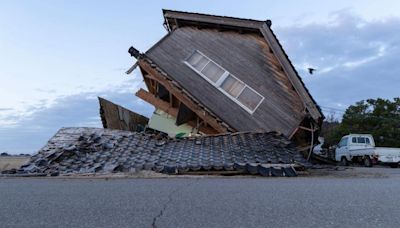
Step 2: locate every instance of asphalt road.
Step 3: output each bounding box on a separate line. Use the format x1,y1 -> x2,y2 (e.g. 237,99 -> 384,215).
1,169 -> 400,228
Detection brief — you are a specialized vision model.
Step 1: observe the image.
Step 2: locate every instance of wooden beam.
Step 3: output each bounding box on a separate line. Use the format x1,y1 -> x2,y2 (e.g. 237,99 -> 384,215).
136,89 -> 178,117
169,93 -> 173,106
140,68 -> 153,93
125,61 -> 138,75
298,126 -> 318,132
288,127 -> 298,139
174,18 -> 179,28
139,59 -> 228,133
188,120 -> 218,135
135,88 -> 219,135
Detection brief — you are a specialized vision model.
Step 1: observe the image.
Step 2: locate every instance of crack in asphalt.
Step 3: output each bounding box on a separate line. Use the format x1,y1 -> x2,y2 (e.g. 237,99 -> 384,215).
151,179 -> 198,228
151,193 -> 173,228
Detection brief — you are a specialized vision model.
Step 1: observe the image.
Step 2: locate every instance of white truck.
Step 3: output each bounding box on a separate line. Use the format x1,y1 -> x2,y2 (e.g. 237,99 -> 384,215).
335,134 -> 400,167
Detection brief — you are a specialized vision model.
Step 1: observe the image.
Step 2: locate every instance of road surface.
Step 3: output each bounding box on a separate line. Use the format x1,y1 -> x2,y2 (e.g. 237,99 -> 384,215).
1,168 -> 400,228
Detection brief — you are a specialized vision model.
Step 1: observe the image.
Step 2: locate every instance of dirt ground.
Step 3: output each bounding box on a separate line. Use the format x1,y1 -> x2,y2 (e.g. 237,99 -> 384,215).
305,165 -> 400,178
3,166 -> 400,179
0,156 -> 30,171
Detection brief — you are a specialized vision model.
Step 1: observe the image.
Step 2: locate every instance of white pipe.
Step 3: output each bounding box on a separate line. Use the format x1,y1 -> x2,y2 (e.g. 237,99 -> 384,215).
307,122 -> 315,161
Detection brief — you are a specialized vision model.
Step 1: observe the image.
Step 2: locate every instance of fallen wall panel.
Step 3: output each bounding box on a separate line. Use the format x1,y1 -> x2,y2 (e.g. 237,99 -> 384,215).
99,97 -> 149,132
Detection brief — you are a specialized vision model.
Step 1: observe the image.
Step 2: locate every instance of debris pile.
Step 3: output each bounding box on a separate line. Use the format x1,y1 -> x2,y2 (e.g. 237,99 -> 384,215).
16,127 -> 307,177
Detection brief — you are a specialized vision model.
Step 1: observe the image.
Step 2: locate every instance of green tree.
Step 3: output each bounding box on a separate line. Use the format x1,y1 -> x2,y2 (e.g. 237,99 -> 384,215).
324,98 -> 400,147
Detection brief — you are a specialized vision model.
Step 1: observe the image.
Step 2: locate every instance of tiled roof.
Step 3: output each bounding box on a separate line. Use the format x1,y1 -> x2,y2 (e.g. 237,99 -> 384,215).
19,127 -> 307,177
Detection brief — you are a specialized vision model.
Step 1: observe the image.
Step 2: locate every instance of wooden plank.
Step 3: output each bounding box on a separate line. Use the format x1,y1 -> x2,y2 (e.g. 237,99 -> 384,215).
191,121 -> 219,135
140,67 -> 154,94
125,61 -> 138,74
136,89 -> 178,117
135,89 -> 218,135
138,59 -> 229,133
298,126 -> 318,132
289,127 -> 299,140
98,97 -> 148,132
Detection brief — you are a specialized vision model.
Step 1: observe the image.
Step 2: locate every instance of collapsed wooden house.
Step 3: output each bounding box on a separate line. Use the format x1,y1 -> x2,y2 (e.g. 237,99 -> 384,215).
127,10 -> 324,146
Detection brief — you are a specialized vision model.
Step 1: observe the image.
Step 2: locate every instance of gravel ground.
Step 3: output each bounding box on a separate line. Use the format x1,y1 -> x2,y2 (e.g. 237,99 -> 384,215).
1,167 -> 400,228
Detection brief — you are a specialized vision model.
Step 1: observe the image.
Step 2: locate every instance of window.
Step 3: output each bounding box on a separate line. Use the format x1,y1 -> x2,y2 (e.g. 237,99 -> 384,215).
357,137 -> 366,144
187,52 -> 208,71
237,87 -> 263,111
185,50 -> 264,113
339,137 -> 348,147
201,61 -> 225,83
352,136 -> 370,144
221,75 -> 244,97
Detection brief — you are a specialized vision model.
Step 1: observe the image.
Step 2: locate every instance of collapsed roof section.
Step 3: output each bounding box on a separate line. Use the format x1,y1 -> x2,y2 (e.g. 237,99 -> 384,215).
19,127 -> 306,176
128,10 -> 324,146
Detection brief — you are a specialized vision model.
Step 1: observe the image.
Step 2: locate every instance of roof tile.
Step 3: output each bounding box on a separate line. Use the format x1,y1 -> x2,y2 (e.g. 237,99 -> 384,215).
19,127 -> 308,177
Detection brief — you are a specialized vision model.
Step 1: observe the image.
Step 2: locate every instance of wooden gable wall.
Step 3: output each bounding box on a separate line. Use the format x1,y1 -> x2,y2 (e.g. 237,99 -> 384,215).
145,27 -> 306,136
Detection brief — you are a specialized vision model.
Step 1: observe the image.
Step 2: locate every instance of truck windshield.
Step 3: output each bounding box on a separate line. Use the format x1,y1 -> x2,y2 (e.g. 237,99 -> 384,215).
339,138 -> 348,147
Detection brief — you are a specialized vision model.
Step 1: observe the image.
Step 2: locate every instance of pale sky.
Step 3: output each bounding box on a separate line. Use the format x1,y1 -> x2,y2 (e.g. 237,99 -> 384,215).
1,0 -> 400,154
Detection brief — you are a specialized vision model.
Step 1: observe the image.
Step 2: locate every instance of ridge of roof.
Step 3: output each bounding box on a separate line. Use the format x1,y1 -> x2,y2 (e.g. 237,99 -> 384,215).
162,9 -> 267,32
162,9 -> 266,23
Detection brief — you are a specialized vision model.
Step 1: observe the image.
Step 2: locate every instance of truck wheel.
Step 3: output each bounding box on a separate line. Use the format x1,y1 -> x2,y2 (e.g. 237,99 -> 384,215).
363,157 -> 372,167
340,157 -> 348,166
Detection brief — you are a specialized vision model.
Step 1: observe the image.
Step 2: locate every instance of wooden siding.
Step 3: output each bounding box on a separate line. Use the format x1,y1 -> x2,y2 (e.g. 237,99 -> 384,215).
146,27 -> 306,136
138,59 -> 230,133
99,97 -> 149,132
260,23 -> 322,121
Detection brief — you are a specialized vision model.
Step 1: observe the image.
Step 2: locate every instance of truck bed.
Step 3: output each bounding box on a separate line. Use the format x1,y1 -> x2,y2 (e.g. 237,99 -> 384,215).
375,147 -> 400,163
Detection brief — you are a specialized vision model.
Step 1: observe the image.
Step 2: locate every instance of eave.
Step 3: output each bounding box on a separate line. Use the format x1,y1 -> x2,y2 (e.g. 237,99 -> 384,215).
163,9 -> 263,33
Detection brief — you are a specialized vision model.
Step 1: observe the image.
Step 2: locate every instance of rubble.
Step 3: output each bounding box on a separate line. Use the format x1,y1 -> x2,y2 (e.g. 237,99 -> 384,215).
16,127 -> 308,177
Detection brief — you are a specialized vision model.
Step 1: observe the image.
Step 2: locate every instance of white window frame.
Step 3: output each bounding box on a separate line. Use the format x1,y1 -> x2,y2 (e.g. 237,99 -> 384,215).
184,50 -> 264,114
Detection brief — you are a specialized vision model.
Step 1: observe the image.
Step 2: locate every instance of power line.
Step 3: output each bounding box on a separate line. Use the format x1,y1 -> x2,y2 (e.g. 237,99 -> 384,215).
318,105 -> 400,123
322,111 -> 400,122
320,106 -> 346,112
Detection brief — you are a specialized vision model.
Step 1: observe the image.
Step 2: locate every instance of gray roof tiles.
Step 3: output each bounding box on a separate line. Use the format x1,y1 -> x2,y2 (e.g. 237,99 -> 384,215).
18,127 -> 307,177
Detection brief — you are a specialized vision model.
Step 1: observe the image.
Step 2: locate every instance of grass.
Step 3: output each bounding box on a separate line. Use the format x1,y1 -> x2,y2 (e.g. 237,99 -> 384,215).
0,156 -> 30,171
